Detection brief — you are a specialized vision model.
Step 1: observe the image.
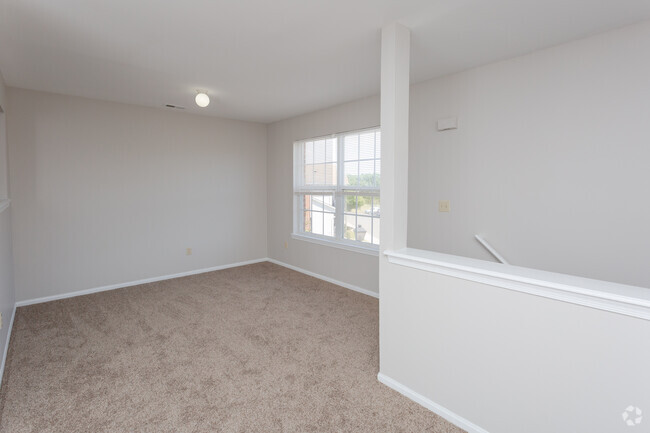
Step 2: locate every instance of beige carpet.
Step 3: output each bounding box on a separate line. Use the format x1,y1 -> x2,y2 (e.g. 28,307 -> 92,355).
0,262 -> 465,433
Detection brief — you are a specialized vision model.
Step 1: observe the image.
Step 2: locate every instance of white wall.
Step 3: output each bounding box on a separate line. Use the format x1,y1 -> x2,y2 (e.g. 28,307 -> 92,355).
266,96 -> 380,294
379,20 -> 650,433
408,20 -> 650,288
0,74 -> 8,200
0,69 -> 16,378
7,88 -> 268,303
269,20 -> 650,291
268,19 -> 650,293
0,209 -> 13,365
380,263 -> 650,433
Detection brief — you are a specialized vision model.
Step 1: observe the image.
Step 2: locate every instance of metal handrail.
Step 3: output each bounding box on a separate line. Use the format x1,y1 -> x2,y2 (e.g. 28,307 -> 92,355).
475,235 -> 509,265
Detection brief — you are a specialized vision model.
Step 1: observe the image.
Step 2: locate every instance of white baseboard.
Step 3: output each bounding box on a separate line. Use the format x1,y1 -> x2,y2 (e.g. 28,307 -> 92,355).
15,258 -> 268,307
266,258 -> 379,299
16,257 -> 378,307
377,372 -> 489,433
0,304 -> 17,388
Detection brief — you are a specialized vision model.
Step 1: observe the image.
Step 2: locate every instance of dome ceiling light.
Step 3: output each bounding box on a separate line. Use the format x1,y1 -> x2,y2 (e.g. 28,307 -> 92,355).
195,91 -> 210,108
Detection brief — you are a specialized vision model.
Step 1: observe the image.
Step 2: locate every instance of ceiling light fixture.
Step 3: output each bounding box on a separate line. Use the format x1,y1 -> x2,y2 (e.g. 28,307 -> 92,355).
195,91 -> 210,108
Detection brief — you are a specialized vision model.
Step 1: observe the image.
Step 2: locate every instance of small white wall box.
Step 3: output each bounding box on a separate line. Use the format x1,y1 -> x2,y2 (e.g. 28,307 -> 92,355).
437,117 -> 458,131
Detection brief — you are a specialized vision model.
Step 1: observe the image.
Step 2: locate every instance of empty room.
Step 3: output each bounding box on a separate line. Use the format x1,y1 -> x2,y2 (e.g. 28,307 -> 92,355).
0,1 -> 649,432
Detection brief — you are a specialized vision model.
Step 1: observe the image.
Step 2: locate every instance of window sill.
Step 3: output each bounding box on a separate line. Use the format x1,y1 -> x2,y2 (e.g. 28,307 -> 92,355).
0,199 -> 10,214
384,247 -> 650,321
291,233 -> 379,257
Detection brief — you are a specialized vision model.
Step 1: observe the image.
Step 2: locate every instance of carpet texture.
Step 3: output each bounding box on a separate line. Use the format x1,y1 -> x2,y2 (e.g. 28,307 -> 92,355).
0,262 -> 465,432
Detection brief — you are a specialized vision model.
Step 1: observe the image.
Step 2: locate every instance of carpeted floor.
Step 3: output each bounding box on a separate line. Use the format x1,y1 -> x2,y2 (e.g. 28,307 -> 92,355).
0,262 -> 465,433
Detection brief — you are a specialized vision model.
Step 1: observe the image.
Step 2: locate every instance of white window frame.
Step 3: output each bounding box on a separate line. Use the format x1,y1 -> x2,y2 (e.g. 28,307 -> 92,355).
292,126 -> 380,256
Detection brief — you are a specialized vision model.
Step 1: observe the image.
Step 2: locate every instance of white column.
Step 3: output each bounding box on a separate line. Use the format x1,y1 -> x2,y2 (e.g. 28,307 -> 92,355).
379,23 -> 410,253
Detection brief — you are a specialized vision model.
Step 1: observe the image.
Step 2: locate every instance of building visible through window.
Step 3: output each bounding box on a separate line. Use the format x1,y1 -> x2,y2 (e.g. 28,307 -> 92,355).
293,127 -> 380,250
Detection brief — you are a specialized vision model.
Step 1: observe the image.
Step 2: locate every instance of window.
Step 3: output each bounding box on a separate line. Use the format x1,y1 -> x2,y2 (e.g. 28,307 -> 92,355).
293,127 -> 380,253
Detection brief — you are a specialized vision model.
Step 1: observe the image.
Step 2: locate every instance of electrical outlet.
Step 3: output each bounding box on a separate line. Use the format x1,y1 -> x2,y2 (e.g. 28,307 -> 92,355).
284,241 -> 288,249
186,248 -> 192,256
438,200 -> 450,212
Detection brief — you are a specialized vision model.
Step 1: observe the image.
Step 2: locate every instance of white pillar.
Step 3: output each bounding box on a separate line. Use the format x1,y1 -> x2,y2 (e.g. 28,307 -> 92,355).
379,23 -> 410,253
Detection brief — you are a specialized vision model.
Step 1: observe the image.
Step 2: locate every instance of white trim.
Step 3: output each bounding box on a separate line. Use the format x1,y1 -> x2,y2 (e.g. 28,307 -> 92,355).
377,373 -> 489,433
15,256 -> 380,307
0,304 -> 16,388
267,258 -> 379,299
0,199 -> 10,214
291,233 -> 379,256
385,248 -> 650,321
15,258 -> 268,307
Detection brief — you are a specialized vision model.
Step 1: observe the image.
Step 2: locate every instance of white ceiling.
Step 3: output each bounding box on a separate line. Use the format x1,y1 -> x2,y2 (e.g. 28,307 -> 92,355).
1,0 -> 650,123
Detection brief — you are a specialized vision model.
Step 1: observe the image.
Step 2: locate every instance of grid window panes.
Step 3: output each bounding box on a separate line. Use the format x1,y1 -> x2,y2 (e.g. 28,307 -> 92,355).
343,195 -> 380,244
302,195 -> 336,237
294,128 -> 380,248
303,138 -> 337,186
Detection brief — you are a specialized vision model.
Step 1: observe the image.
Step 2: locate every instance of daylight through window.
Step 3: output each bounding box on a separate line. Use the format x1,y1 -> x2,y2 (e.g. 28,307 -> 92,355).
293,127 -> 380,251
